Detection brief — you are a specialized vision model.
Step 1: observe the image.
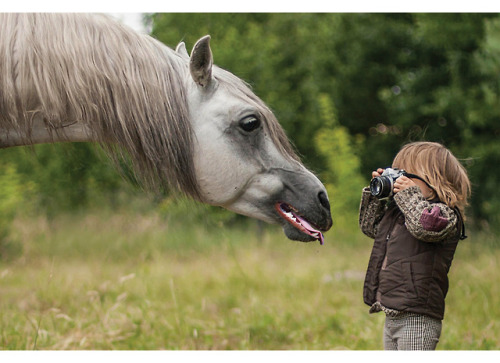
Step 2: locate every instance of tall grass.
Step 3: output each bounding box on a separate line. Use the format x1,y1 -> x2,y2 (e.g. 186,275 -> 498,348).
0,205 -> 499,350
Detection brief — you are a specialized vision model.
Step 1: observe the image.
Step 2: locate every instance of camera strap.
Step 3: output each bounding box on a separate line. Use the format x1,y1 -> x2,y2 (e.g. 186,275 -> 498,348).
454,207 -> 468,240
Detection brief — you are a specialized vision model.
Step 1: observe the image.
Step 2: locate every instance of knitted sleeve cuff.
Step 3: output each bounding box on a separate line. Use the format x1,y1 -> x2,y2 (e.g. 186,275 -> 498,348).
359,187 -> 387,238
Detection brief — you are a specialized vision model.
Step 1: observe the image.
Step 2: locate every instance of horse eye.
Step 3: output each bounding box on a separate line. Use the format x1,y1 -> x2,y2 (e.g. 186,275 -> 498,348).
239,116 -> 261,133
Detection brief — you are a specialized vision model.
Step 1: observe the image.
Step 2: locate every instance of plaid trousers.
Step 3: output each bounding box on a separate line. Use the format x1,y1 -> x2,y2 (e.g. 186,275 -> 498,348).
383,313 -> 442,350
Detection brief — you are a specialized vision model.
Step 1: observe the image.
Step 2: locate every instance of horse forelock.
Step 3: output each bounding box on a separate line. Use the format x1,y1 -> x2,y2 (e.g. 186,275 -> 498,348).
0,13 -> 201,199
213,68 -> 301,164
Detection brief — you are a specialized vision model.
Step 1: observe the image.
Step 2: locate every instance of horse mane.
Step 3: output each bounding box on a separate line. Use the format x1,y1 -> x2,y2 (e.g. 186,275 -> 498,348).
0,13 -> 301,200
0,13 -> 200,198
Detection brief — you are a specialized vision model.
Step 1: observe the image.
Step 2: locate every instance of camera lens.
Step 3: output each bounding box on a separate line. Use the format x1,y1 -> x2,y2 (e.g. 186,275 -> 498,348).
370,176 -> 393,198
370,178 -> 383,196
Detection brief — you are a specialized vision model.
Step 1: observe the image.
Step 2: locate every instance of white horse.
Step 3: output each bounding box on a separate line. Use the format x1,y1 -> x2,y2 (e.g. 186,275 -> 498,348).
0,13 -> 332,243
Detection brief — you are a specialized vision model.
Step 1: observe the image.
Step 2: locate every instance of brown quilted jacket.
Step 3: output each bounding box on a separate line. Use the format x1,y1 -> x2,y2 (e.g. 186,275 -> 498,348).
359,186 -> 465,320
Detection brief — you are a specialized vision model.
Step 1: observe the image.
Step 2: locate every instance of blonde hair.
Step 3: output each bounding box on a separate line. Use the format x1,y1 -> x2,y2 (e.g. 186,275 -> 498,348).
392,141 -> 471,216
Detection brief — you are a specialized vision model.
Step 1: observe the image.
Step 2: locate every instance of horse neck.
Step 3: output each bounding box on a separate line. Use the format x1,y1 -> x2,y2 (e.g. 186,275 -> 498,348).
0,115 -> 94,149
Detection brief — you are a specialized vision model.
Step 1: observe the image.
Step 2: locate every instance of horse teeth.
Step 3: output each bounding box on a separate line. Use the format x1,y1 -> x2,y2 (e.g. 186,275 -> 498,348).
281,206 -> 305,227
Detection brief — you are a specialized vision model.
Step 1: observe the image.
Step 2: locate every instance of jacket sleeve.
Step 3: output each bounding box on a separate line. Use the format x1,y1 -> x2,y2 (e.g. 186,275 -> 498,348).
393,185 -> 458,243
359,187 -> 387,239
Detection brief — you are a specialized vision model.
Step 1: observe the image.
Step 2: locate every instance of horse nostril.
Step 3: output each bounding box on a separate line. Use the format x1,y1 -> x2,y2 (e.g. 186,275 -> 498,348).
318,191 -> 330,211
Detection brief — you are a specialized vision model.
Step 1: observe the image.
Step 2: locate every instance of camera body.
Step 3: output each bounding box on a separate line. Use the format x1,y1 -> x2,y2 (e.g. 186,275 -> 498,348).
370,168 -> 406,199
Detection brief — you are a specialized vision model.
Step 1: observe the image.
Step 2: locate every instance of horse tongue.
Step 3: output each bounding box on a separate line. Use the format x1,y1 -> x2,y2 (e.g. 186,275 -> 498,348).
294,213 -> 325,245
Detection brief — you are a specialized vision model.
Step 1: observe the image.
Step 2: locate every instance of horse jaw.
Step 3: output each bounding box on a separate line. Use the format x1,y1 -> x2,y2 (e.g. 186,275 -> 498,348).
217,167 -> 332,243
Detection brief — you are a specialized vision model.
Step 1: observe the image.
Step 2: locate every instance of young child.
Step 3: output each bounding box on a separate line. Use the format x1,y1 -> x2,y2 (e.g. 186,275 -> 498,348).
359,141 -> 471,350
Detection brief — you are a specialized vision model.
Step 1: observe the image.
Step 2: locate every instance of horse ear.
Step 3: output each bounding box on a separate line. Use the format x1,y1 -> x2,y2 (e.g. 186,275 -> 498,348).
190,35 -> 213,87
175,41 -> 189,59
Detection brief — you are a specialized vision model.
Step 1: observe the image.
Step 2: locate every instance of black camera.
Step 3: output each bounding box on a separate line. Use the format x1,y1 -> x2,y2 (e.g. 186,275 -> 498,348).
370,168 -> 406,199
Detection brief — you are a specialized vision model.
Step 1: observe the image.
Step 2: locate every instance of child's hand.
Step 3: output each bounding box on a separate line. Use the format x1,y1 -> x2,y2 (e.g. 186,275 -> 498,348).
393,175 -> 416,194
371,168 -> 384,179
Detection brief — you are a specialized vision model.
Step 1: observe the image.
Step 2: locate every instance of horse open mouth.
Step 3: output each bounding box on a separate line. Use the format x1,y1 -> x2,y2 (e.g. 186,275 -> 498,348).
275,202 -> 325,245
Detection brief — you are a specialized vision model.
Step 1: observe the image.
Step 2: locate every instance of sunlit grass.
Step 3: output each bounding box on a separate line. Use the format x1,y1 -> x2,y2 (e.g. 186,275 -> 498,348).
0,208 -> 498,350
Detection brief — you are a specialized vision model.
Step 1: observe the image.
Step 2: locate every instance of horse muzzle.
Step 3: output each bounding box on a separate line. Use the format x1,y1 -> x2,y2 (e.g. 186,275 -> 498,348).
273,178 -> 333,244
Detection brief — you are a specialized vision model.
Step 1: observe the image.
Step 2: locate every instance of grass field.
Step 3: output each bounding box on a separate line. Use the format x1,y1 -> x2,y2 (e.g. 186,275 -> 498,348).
0,206 -> 499,350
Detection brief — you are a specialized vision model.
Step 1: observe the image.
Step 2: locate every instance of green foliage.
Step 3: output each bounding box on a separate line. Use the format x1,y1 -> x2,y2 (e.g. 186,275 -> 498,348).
0,162 -> 35,259
157,196 -> 237,229
462,16 -> 500,228
1,144 -> 126,216
360,13 -> 498,226
315,94 -> 367,229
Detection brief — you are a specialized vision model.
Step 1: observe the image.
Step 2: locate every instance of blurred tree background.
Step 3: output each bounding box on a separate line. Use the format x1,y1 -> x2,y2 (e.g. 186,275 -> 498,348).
2,13 -> 500,239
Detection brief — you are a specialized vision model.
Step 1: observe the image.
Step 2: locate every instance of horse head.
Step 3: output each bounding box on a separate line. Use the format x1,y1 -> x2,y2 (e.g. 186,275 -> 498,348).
179,36 -> 332,243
